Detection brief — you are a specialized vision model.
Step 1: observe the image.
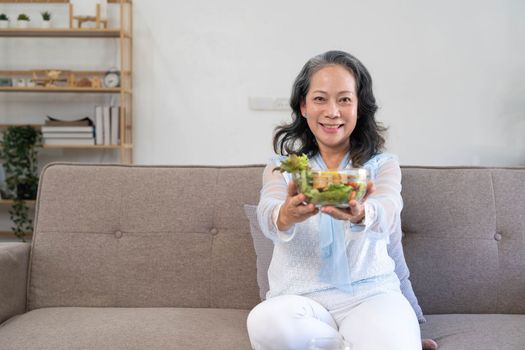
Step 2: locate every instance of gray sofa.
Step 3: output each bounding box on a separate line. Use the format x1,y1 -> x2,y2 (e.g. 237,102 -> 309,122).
0,163 -> 524,350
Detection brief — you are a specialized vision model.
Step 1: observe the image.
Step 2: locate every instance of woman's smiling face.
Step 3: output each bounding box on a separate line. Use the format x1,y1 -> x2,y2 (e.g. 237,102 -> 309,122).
300,64 -> 358,154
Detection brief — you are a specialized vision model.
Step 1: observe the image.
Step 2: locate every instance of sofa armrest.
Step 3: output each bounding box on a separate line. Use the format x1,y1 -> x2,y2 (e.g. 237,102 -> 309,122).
0,243 -> 30,324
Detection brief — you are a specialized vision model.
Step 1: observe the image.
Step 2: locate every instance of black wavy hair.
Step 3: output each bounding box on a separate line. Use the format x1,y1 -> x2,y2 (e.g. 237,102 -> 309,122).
273,50 -> 386,167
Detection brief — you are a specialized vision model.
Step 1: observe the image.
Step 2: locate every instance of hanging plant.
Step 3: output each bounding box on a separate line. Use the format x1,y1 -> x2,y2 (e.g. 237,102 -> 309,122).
0,126 -> 42,241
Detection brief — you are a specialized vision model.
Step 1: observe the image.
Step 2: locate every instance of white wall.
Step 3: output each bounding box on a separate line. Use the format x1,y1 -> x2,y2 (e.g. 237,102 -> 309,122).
133,0 -> 525,166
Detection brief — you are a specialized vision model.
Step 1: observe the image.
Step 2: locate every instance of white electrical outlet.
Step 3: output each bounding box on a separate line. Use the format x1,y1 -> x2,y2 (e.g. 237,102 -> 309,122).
249,97 -> 274,110
249,97 -> 291,111
273,98 -> 290,110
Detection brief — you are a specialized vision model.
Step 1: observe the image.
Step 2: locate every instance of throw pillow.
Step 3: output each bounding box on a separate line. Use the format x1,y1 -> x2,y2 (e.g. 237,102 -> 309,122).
244,204 -> 426,323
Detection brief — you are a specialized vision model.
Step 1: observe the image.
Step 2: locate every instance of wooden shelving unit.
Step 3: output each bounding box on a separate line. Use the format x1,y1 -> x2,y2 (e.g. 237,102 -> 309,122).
0,0 -> 133,239
0,0 -> 133,163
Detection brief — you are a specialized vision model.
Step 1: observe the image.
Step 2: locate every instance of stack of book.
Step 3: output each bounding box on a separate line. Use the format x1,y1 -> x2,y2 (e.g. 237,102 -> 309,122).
42,117 -> 95,146
95,105 -> 120,145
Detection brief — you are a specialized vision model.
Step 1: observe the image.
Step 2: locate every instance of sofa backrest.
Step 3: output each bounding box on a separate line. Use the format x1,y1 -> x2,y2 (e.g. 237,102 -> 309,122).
401,166 -> 525,315
28,164 -> 525,315
28,163 -> 264,311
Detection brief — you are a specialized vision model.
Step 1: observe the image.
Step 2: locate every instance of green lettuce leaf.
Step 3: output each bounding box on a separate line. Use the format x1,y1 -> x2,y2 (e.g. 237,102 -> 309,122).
273,154 -> 310,173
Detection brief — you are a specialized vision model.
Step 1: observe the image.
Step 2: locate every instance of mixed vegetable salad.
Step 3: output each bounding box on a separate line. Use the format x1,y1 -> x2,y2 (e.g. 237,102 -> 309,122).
274,154 -> 368,207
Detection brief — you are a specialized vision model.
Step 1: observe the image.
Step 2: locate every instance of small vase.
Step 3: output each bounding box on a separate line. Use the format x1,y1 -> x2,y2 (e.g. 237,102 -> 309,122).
17,20 -> 29,29
41,20 -> 51,29
0,21 -> 8,29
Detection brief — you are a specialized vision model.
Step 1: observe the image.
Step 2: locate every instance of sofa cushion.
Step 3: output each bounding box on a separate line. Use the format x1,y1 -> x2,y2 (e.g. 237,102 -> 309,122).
0,307 -> 251,350
243,204 -> 426,323
421,314 -> 525,350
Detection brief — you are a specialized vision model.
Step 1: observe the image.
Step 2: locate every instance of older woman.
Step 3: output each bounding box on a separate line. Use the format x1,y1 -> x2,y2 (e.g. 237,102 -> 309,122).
247,50 -> 437,350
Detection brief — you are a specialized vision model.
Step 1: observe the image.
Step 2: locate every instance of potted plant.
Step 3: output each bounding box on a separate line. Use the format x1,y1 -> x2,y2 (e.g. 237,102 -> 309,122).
41,11 -> 51,28
0,13 -> 9,29
0,126 -> 42,241
17,13 -> 30,29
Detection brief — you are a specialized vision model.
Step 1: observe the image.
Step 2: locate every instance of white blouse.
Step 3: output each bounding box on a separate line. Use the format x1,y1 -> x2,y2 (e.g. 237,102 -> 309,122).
257,153 -> 403,298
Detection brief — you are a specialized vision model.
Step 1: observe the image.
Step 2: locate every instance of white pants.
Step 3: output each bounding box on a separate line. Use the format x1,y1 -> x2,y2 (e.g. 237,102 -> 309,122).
247,291 -> 421,350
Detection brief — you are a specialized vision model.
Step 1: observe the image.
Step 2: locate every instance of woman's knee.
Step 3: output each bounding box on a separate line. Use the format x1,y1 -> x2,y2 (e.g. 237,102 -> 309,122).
247,295 -> 309,330
338,292 -> 420,350
247,295 -> 339,350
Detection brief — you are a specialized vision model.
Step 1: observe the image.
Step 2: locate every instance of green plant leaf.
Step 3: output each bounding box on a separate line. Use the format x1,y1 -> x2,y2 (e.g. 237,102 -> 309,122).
1,126 -> 41,241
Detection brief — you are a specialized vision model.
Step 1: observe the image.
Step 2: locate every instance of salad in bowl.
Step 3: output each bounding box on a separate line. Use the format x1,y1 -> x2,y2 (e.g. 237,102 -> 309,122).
274,154 -> 369,208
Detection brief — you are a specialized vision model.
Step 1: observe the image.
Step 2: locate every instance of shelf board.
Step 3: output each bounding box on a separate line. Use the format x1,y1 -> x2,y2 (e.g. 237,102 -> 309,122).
43,144 -> 124,149
0,69 -> 113,75
0,230 -> 32,238
0,199 -> 36,205
0,123 -> 41,128
0,0 -> 68,2
0,126 -> 132,149
0,86 -> 122,93
0,0 -> 129,5
0,28 -> 130,38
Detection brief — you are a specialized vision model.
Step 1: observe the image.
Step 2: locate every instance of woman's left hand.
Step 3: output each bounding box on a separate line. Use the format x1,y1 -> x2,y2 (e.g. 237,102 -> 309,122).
320,181 -> 375,223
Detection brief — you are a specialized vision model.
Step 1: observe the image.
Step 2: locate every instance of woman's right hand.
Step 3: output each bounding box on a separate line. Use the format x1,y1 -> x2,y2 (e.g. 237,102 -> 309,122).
276,181 -> 319,231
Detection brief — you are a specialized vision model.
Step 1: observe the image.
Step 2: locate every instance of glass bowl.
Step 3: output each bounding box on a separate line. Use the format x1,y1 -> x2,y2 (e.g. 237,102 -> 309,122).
292,168 -> 369,207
